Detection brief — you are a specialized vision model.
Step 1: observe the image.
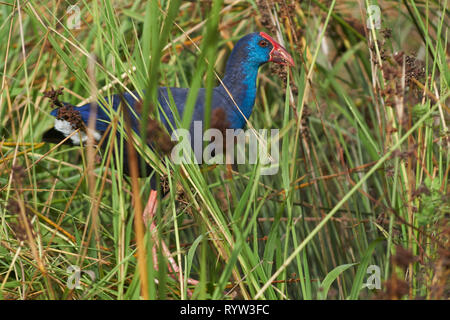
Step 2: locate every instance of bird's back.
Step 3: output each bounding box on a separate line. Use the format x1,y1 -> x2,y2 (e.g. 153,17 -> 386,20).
59,86 -> 235,139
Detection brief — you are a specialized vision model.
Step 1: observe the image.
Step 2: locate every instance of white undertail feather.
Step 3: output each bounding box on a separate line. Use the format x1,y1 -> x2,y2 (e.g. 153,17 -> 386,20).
54,119 -> 101,145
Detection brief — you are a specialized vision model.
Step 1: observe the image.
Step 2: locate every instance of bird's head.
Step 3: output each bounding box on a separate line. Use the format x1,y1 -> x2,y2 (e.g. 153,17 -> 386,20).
233,32 -> 295,68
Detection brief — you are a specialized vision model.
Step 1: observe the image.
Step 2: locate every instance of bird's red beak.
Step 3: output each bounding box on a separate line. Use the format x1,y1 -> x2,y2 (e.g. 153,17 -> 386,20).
260,32 -> 295,67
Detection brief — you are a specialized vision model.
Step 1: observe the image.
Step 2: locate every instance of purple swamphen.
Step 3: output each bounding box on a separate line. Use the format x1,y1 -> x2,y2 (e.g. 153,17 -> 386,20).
43,32 -> 295,177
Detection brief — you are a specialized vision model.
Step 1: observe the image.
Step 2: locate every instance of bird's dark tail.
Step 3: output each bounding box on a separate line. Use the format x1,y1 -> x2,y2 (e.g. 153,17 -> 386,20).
42,127 -> 74,145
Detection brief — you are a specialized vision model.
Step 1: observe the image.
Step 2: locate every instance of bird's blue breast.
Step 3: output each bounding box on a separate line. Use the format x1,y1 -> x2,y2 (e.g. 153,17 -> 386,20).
219,65 -> 259,129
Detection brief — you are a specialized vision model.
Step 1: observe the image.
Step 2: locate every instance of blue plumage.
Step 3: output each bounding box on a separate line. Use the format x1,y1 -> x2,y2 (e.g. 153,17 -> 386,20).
43,32 -> 294,175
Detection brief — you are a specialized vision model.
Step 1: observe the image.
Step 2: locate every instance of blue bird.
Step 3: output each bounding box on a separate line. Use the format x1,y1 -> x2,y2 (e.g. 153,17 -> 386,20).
43,32 -> 294,176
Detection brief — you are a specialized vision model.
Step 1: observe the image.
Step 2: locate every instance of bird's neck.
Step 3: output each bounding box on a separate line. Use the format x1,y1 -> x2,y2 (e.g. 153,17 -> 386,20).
219,59 -> 259,128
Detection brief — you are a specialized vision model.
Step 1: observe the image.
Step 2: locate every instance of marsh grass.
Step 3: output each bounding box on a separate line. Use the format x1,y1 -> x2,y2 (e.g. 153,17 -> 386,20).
0,0 -> 448,299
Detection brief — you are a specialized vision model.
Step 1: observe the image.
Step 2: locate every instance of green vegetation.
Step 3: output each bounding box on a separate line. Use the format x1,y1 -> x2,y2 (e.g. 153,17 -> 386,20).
0,0 -> 448,300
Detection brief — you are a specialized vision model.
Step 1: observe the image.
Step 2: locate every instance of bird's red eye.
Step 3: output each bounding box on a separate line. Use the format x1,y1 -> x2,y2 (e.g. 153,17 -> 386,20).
258,40 -> 268,47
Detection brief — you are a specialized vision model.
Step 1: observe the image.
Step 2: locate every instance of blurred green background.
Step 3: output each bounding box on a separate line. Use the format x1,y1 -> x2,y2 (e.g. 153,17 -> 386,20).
0,0 -> 448,300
